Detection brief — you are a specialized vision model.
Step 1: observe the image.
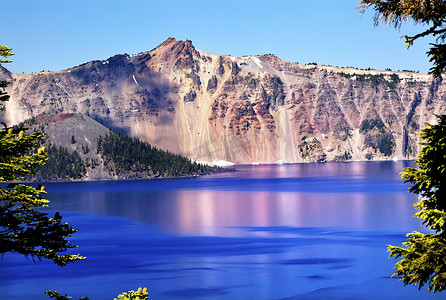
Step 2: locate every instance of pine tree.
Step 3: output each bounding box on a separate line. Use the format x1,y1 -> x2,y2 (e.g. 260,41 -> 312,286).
113,287 -> 149,300
96,131 -> 219,177
0,46 -> 84,266
44,287 -> 149,300
388,115 -> 446,292
0,45 -> 13,109
1,44 -> 150,300
359,0 -> 446,77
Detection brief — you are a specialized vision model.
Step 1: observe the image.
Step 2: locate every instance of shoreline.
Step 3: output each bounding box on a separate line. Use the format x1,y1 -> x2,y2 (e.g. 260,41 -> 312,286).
25,165 -> 237,183
23,159 -> 414,183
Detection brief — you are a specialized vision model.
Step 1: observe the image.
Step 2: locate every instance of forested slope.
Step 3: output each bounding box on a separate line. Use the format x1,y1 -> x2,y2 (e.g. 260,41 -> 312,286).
97,131 -> 222,178
22,113 -> 228,181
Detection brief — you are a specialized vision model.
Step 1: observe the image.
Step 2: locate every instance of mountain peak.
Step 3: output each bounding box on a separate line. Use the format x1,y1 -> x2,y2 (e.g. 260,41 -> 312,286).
3,38 -> 445,165
149,37 -> 198,57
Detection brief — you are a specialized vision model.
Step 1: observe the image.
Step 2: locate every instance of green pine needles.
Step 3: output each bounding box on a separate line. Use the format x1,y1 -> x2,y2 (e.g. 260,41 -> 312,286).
44,286 -> 149,300
114,287 -> 149,300
359,0 -> 446,77
45,290 -> 90,300
0,46 -> 84,266
0,46 -> 13,109
1,43 -> 151,300
0,127 -> 85,266
389,115 -> 446,292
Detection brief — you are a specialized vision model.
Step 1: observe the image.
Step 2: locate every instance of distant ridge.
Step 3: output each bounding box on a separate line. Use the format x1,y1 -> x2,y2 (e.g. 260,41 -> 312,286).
2,37 -> 445,164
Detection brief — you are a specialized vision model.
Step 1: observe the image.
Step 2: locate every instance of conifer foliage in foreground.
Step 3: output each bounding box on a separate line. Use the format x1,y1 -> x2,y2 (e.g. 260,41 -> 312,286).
359,0 -> 446,77
0,127 -> 84,266
0,44 -> 148,300
44,287 -> 149,300
389,115 -> 446,292
0,45 -> 84,267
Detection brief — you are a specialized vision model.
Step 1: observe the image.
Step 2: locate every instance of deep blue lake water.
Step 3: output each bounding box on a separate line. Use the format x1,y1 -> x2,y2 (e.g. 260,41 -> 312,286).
1,161 -> 444,299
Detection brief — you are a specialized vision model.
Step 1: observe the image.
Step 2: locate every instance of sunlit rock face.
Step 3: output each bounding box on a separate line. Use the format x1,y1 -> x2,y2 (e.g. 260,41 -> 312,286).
2,38 -> 445,163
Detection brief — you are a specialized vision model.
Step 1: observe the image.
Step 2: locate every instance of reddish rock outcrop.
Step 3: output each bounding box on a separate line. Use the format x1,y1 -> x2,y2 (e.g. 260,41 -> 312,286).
2,38 -> 445,163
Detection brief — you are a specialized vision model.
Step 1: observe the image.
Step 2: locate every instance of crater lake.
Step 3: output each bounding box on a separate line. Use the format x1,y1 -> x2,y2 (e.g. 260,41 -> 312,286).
1,161 -> 443,299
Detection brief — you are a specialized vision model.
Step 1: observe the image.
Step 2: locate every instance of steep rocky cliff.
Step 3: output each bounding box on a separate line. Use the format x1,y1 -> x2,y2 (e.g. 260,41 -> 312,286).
2,38 -> 445,164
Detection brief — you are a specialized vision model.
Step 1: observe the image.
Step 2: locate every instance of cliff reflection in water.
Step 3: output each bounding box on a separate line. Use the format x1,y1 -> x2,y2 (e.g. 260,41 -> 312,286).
45,161 -> 418,237
4,161 -> 446,300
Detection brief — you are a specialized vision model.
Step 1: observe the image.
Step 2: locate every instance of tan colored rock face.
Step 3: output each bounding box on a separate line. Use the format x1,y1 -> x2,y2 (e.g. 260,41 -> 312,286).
2,38 -> 445,164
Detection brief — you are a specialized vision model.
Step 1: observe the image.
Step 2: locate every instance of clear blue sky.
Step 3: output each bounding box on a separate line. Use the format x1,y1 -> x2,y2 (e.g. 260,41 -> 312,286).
2,0 -> 435,74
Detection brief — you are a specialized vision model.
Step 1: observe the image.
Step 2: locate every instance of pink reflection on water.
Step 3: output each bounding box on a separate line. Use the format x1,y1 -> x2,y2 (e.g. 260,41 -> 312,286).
45,161 -> 421,237
162,189 -> 417,236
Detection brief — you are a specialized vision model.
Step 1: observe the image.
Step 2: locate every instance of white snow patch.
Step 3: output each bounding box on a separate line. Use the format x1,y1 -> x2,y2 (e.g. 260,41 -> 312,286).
252,57 -> 263,69
133,74 -> 141,87
194,160 -> 234,167
103,60 -> 109,65
153,45 -> 164,53
67,70 -> 71,73
230,56 -> 236,62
